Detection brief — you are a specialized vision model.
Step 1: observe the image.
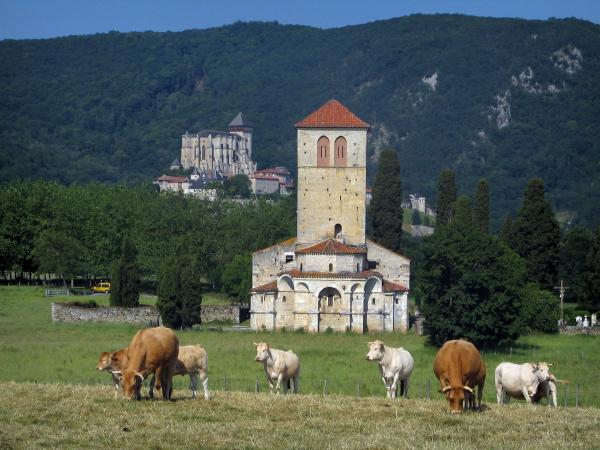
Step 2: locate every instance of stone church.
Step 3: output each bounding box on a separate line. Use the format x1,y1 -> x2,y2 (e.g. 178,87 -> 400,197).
180,113 -> 257,178
250,100 -> 410,333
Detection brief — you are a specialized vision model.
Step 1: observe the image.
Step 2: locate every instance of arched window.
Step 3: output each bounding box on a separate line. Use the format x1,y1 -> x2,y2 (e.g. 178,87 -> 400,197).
300,263 -> 303,272
201,145 -> 205,159
334,136 -> 347,167
317,136 -> 330,167
334,223 -> 342,238
356,263 -> 360,272
328,263 -> 333,272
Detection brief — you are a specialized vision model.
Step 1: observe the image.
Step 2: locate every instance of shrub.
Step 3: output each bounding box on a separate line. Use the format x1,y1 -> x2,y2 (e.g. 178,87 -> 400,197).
518,284 -> 559,333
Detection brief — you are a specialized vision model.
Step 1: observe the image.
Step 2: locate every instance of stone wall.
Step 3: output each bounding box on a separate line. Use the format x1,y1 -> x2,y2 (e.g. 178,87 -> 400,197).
201,305 -> 250,324
52,302 -> 161,326
559,326 -> 600,336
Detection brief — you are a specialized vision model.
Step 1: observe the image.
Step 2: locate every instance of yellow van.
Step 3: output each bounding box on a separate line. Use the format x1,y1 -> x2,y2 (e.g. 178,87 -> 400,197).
91,282 -> 111,294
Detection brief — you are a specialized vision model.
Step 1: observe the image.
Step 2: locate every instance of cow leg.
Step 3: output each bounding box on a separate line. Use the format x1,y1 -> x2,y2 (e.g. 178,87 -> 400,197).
199,369 -> 210,400
292,374 -> 300,394
189,372 -> 198,399
275,373 -> 284,395
282,378 -> 288,395
390,374 -> 400,399
161,365 -> 174,401
496,385 -> 503,404
402,378 -> 410,398
520,385 -> 532,403
148,374 -> 156,399
477,383 -> 483,410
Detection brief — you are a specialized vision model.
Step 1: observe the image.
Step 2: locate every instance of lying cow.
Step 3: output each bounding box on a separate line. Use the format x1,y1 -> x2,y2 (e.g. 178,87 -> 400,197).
96,347 -> 128,397
254,342 -> 300,394
149,345 -> 211,400
113,326 -> 179,400
495,362 -> 558,406
366,340 -> 414,398
433,339 -> 486,414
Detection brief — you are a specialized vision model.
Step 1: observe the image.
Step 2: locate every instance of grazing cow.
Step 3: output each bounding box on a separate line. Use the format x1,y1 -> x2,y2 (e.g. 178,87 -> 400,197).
149,345 -> 211,400
253,342 -> 300,394
114,326 -> 179,400
433,339 -> 486,414
96,348 -> 129,397
495,362 -> 557,406
365,340 -> 414,398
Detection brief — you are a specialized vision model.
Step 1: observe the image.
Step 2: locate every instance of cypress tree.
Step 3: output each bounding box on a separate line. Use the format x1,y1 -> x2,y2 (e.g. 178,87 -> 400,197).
411,209 -> 421,226
370,148 -> 403,252
435,169 -> 457,227
512,178 -> 560,290
110,237 -> 140,307
583,227 -> 600,312
473,179 -> 490,234
559,227 -> 594,303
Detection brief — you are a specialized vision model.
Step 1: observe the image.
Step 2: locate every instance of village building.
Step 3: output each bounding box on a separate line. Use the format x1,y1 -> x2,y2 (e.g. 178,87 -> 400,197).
179,112 -> 256,178
250,100 -> 410,333
250,167 -> 294,195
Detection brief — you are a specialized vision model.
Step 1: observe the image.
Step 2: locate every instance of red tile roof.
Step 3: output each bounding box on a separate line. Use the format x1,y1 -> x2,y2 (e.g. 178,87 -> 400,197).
295,99 -> 370,129
382,280 -> 409,292
251,281 -> 277,293
295,239 -> 367,255
256,167 -> 291,175
252,174 -> 279,181
285,269 -> 380,280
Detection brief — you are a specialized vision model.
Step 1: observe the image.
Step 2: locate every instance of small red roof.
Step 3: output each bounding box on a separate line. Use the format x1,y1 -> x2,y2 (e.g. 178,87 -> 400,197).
295,99 -> 370,129
295,239 -> 366,255
256,167 -> 290,175
285,269 -> 380,280
252,174 -> 279,181
251,281 -> 277,293
382,280 -> 409,293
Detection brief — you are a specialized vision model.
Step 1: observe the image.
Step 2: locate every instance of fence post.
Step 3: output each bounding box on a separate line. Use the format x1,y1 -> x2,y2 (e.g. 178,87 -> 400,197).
533,347 -> 536,357
426,380 -> 431,400
576,384 -> 579,408
323,379 -> 328,396
510,346 -> 513,356
580,352 -> 584,361
355,381 -> 360,398
563,385 -> 567,407
224,376 -> 228,392
255,377 -> 260,393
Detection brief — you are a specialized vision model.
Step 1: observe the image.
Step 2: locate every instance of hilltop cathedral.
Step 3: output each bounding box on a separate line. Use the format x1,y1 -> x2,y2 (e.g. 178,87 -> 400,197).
250,100 -> 410,333
180,113 -> 256,178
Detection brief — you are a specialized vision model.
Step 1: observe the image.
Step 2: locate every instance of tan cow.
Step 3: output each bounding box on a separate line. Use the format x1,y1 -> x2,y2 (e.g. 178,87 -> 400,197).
254,342 -> 300,394
433,339 -> 486,414
149,345 -> 210,400
113,326 -> 179,400
96,348 -> 129,397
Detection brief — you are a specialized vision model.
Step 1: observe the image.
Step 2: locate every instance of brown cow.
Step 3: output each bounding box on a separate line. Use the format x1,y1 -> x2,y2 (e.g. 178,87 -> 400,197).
114,326 -> 179,400
433,339 -> 486,414
96,347 -> 129,397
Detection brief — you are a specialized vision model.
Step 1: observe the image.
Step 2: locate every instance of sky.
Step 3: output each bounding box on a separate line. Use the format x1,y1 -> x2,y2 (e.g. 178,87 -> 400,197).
1,0 -> 599,40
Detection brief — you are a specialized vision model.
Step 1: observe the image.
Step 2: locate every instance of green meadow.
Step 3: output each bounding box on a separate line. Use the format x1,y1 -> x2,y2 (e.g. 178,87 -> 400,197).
0,286 -> 598,406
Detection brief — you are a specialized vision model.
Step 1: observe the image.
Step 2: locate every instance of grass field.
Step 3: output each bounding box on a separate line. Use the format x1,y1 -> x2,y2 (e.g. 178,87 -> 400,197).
1,383 -> 599,449
1,286 -> 599,407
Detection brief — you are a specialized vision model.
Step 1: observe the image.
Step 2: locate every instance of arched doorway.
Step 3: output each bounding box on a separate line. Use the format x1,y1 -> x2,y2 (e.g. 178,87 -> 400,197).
363,277 -> 381,333
317,287 -> 344,332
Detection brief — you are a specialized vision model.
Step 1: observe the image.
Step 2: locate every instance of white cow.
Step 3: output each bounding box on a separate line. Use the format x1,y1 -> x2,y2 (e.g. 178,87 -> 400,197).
254,342 -> 300,394
366,340 -> 414,398
495,362 -> 555,405
149,345 -> 211,400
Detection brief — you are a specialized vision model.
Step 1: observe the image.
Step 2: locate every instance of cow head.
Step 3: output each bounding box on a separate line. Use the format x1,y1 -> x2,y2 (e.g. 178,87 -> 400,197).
253,342 -> 270,362
532,362 -> 552,382
441,385 -> 473,414
366,340 -> 385,362
116,370 -> 144,400
96,352 -> 112,371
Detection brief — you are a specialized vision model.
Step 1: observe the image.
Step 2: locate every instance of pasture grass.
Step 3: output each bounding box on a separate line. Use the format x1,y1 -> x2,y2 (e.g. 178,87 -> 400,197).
1,382 -> 599,449
1,286 -> 599,407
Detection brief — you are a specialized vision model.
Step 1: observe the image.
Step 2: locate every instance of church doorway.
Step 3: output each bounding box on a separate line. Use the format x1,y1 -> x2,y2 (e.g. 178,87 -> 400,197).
317,287 -> 344,332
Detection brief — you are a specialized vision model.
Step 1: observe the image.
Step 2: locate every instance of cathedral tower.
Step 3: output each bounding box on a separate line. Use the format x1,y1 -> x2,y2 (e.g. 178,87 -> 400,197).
228,112 -> 253,159
295,99 -> 370,246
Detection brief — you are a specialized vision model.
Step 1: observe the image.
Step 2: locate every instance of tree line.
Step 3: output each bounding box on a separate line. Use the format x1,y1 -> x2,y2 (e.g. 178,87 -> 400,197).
0,180 -> 295,303
370,149 -> 600,348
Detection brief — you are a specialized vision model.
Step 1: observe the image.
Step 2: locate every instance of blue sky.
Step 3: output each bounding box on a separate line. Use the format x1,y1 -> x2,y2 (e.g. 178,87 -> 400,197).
1,0 -> 599,40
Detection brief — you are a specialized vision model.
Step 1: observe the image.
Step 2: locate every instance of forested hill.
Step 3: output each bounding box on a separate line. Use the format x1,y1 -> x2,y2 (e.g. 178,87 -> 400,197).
1,15 -> 600,227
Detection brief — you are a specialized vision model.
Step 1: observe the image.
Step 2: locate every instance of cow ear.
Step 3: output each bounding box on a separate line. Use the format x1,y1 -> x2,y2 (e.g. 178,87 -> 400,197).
253,342 -> 258,347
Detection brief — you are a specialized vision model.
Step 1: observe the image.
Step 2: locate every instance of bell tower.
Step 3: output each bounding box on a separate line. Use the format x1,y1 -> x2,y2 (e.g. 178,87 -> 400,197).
295,99 -> 370,246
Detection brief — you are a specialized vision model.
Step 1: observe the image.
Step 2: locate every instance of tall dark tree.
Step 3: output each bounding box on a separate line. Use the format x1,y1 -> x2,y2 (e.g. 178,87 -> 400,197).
582,227 -> 600,312
500,214 -> 513,244
411,209 -> 421,226
512,179 -> 560,290
110,237 -> 140,307
435,169 -> 457,227
559,227 -> 595,303
370,148 -> 403,252
32,230 -> 87,287
474,179 -> 490,234
418,222 -> 525,348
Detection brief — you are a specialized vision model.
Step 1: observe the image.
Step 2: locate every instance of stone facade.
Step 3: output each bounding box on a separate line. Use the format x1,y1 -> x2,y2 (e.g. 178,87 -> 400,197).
52,302 -> 161,326
250,100 -> 410,334
180,113 -> 256,178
